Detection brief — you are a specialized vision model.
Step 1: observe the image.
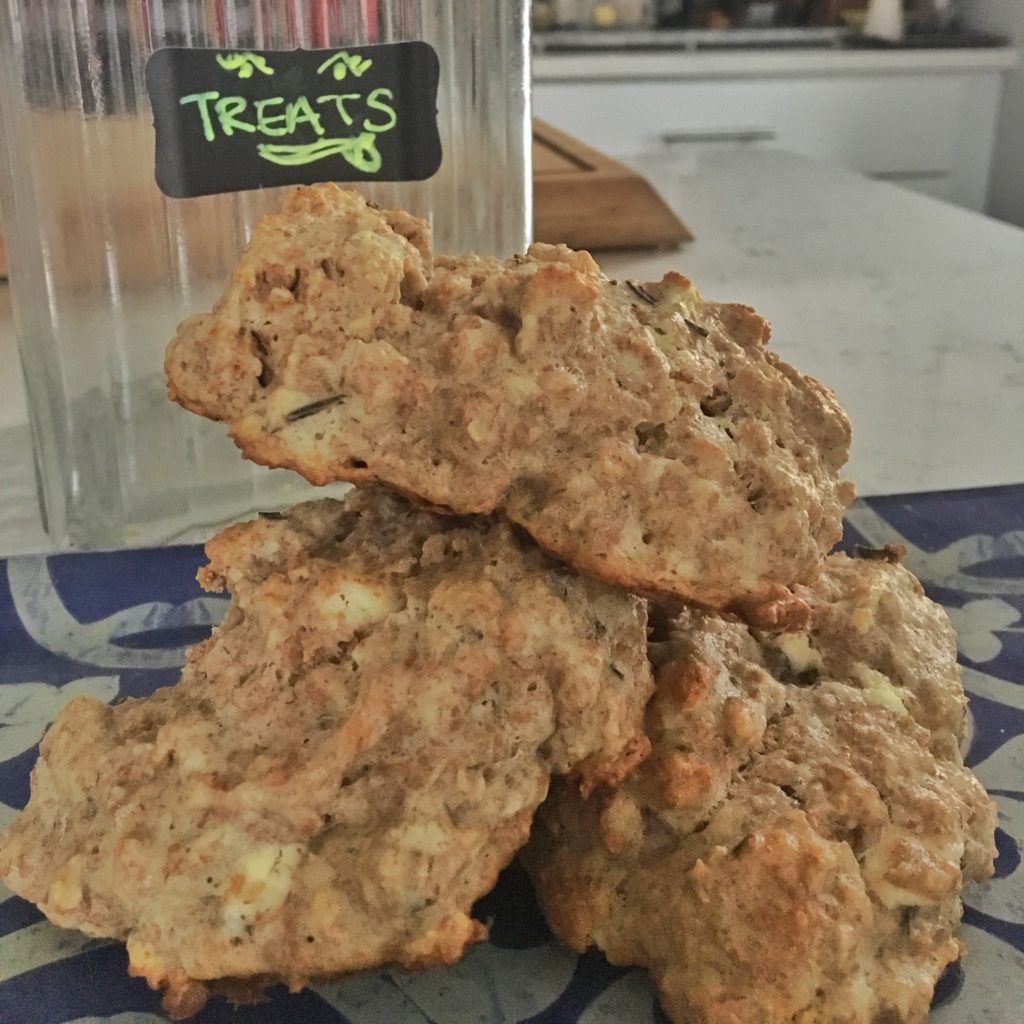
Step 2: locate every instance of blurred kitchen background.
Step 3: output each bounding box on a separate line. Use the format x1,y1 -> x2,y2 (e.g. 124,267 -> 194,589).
1,0 -> 1022,554
530,0 -> 1024,224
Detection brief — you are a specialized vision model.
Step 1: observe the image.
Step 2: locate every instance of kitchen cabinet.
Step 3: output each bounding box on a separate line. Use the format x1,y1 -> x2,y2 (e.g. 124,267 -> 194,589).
533,47 -> 1017,209
967,0 -> 1024,225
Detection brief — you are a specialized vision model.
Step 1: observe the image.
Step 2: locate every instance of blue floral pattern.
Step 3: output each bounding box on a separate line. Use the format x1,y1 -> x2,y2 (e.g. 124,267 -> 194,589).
1,484 -> 1022,1023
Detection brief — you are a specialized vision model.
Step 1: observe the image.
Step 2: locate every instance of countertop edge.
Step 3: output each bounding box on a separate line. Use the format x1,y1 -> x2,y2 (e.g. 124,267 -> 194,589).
533,46 -> 1019,81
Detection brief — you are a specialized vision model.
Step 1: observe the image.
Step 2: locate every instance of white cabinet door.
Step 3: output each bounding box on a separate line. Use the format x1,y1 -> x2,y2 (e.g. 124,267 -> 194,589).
533,72 -> 1003,210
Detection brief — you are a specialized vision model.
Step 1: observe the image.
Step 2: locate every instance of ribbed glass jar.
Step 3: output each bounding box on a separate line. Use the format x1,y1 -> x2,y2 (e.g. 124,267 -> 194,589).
0,1 -> 531,548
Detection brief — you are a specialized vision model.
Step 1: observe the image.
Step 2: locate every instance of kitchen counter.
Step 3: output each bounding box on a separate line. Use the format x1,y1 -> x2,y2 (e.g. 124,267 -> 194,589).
600,149 -> 1024,499
1,148 -> 1023,555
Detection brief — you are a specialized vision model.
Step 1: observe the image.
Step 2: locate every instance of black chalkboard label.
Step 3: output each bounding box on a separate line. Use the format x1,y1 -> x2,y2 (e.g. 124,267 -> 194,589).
145,42 -> 441,198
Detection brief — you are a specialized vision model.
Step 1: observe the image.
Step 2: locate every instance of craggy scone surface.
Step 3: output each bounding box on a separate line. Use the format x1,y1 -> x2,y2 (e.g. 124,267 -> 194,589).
166,184 -> 853,619
523,552 -> 997,1024
0,489 -> 652,1019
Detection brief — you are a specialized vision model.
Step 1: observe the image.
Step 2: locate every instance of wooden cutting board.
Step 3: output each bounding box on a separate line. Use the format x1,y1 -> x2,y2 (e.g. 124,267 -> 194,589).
533,118 -> 692,251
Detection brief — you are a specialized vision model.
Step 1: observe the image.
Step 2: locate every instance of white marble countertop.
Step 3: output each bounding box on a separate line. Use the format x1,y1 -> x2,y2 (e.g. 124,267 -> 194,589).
533,45 -> 1018,80
1,148 -> 1023,556
601,149 -> 1024,499
1,152 -> 1021,1024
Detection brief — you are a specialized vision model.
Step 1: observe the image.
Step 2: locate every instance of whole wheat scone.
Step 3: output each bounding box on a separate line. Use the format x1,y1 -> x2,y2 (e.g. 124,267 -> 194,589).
0,489 -> 652,1019
165,185 -> 853,622
522,552 -> 997,1024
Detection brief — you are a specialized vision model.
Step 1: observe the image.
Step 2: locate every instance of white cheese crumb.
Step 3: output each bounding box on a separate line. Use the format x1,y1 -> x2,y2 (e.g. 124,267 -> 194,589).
315,578 -> 402,631
775,632 -> 824,674
854,666 -> 910,716
223,843 -> 303,936
862,825 -> 963,908
401,823 -> 447,855
47,857 -> 84,912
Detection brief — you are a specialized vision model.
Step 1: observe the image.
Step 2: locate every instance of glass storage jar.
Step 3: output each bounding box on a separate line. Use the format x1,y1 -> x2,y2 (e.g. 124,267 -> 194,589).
0,1 -> 531,548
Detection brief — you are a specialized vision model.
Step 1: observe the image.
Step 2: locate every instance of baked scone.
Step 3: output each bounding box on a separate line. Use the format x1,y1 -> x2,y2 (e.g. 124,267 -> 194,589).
0,489 -> 652,1019
523,552 -> 997,1024
165,185 -> 853,622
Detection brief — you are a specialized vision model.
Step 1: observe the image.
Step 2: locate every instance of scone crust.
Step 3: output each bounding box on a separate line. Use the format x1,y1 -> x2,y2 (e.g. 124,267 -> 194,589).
165,185 -> 853,619
0,489 -> 652,1017
523,552 -> 997,1024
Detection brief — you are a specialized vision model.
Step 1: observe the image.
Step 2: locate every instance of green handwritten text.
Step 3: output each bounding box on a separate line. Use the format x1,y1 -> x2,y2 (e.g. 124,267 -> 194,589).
215,52 -> 274,79
179,92 -> 341,141
179,88 -> 397,168
316,50 -> 373,80
316,93 -> 362,126
179,49 -> 398,173
363,88 -> 397,133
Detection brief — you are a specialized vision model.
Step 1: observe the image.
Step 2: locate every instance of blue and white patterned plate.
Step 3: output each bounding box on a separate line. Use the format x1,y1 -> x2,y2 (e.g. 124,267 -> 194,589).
1,485 -> 1022,1024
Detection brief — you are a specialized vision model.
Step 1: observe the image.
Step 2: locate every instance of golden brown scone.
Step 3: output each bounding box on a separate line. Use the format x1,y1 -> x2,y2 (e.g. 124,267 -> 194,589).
523,553 -> 997,1024
165,184 -> 853,619
0,489 -> 652,1019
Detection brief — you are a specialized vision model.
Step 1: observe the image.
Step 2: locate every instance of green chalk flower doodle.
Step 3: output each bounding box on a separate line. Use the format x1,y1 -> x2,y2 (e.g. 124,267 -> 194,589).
216,51 -> 274,79
317,50 -> 373,80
